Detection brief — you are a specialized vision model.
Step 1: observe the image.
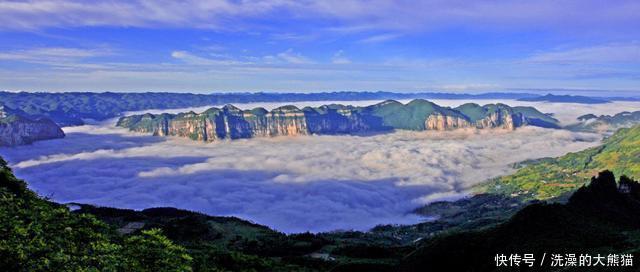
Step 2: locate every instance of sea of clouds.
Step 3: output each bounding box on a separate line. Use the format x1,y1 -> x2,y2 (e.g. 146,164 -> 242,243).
2,99 -> 640,233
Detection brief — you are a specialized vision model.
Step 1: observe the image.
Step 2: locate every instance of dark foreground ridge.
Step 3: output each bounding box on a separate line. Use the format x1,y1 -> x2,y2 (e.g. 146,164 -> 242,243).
117,99 -> 559,142
2,152 -> 639,271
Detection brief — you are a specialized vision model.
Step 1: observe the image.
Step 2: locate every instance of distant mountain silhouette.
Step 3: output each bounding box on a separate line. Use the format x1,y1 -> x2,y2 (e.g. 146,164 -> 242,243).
518,94 -> 610,104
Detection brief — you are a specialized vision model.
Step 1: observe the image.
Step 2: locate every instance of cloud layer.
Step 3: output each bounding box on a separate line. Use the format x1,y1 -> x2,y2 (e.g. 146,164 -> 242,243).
2,0 -> 639,32
4,100 -> 638,233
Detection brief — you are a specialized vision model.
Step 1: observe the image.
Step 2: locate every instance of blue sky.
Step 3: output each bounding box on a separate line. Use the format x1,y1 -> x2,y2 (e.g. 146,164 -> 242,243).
0,0 -> 639,94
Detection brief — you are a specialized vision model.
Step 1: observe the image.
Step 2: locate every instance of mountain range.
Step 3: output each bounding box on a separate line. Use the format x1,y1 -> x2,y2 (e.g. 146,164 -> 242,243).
518,94 -> 611,104
568,110 -> 640,133
117,100 -> 559,141
1,91 -> 632,127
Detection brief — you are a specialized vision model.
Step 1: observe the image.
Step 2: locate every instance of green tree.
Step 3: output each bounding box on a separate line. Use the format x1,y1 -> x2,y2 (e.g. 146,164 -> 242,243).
123,229 -> 192,272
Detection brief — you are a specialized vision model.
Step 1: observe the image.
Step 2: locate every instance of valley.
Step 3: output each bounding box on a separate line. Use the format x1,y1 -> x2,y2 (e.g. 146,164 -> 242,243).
3,98 -> 639,233
3,2 -> 639,270
4,124 -> 640,271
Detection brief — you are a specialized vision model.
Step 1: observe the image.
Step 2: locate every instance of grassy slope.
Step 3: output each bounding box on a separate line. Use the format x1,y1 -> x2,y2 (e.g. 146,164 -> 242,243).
402,171 -> 640,272
478,125 -> 640,200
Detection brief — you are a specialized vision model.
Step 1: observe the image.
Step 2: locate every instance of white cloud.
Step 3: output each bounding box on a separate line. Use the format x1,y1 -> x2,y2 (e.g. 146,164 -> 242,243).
0,47 -> 111,63
4,100 -> 638,233
171,50 -> 248,65
2,0 -> 638,33
275,48 -> 313,64
331,50 -> 351,64
527,43 -> 640,64
358,33 -> 400,43
0,0 -> 289,30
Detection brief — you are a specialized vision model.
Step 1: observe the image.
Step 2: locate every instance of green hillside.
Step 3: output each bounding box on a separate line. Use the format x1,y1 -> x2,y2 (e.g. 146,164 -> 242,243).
0,158 -> 192,271
403,171 -> 640,271
359,99 -> 441,130
479,125 -> 640,200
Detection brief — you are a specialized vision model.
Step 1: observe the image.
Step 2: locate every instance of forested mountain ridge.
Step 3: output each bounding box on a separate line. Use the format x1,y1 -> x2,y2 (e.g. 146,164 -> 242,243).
117,99 -> 559,142
568,110 -> 640,133
0,91 -> 546,126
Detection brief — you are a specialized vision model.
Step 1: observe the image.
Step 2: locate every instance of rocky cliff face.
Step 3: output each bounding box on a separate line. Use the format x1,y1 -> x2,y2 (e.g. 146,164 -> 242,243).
473,109 -> 523,130
117,100 -> 559,142
425,113 -> 471,130
304,106 -> 376,134
117,105 -> 312,142
250,106 -> 309,137
425,108 -> 528,130
0,105 -> 65,146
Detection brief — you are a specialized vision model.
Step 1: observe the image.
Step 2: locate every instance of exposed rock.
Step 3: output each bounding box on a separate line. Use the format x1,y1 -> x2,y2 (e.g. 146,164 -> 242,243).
474,109 -> 520,130
425,112 -> 471,130
117,100 -> 559,142
0,105 -> 65,146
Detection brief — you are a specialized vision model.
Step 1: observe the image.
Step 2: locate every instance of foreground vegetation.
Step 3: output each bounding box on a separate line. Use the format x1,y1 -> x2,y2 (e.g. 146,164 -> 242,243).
479,125 -> 640,200
405,170 -> 640,271
0,158 -> 192,271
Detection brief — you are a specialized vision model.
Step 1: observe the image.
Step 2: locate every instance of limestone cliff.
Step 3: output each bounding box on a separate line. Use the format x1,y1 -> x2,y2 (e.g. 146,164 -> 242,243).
117,100 -> 559,142
117,105 -> 311,142
250,106 -> 309,137
425,113 -> 471,130
0,105 -> 65,146
473,109 -> 521,130
424,107 -> 528,131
